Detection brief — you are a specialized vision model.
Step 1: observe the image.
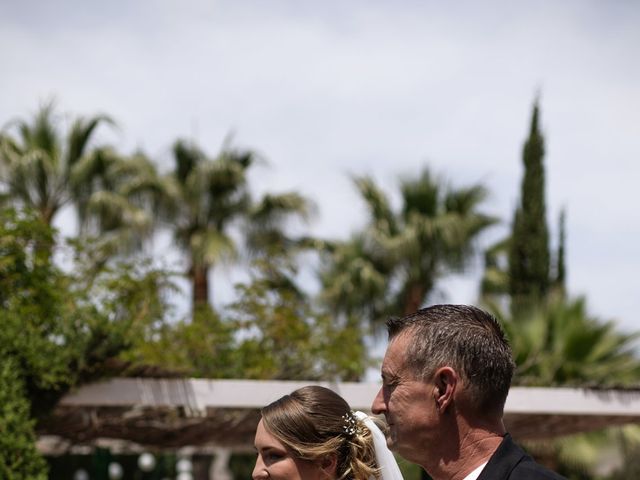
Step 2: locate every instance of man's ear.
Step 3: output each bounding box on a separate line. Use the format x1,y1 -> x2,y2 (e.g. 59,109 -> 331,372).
319,453 -> 338,478
433,366 -> 457,413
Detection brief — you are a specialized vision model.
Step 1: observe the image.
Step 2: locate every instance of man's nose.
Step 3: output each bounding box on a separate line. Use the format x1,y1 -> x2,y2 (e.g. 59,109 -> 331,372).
371,386 -> 386,414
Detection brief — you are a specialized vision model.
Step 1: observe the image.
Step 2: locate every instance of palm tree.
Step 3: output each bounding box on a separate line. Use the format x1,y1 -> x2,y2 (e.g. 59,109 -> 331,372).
487,297 -> 640,476
159,138 -> 254,309
0,102 -> 166,268
319,233 -> 392,329
321,167 -> 496,329
245,192 -> 315,260
244,191 -> 317,292
0,102 -> 113,227
493,297 -> 640,388
160,137 -> 318,311
70,148 -> 165,264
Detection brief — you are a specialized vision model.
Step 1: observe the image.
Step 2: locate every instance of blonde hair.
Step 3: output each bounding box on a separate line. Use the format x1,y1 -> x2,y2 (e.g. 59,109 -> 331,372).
261,386 -> 380,480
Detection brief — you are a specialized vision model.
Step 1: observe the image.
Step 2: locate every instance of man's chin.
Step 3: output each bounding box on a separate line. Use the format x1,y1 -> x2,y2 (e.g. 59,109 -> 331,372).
385,433 -> 398,452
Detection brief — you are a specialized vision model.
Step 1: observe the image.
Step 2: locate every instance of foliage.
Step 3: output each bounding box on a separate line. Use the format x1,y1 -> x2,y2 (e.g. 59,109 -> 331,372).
3,100 -> 638,478
508,100 -> 551,311
124,303 -> 239,378
231,260 -> 368,380
608,426 -> 640,480
397,458 -> 427,480
479,99 -> 640,480
0,208 -> 72,476
321,168 -> 496,330
0,101 -> 113,228
157,138 -> 254,308
481,101 -> 567,310
489,292 -> 640,477
66,237 -> 178,383
135,258 -> 368,380
479,236 -> 510,300
157,138 -> 316,312
319,233 -> 390,330
0,358 -> 48,480
521,427 -> 640,480
551,208 -> 567,294
245,191 -> 316,261
0,102 -> 162,268
0,205 -> 177,476
0,207 -> 84,414
72,149 -> 164,260
490,296 -> 640,388
0,204 -> 175,408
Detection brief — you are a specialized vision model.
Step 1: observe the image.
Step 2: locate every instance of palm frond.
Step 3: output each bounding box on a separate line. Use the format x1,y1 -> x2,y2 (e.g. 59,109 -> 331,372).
66,114 -> 115,169
190,230 -> 238,267
353,175 -> 396,234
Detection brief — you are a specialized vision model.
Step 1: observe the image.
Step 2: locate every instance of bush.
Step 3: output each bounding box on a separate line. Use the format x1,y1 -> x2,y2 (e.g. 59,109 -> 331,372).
0,358 -> 47,479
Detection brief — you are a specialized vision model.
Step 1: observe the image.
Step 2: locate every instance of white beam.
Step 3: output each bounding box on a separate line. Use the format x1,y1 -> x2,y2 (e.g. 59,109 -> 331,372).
59,378 -> 640,417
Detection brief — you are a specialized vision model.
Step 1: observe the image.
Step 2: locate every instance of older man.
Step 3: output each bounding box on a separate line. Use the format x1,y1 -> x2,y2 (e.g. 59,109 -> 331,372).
372,304 -> 565,480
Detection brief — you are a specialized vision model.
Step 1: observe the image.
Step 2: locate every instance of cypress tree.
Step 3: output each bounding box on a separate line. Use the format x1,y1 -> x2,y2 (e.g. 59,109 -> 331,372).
553,208 -> 567,296
508,100 -> 550,312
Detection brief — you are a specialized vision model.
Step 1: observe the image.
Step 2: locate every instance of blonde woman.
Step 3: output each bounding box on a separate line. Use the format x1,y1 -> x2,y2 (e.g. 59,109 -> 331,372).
253,385 -> 403,480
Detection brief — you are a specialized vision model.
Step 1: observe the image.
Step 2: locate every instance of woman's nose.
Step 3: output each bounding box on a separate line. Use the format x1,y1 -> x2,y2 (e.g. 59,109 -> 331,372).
252,455 -> 267,479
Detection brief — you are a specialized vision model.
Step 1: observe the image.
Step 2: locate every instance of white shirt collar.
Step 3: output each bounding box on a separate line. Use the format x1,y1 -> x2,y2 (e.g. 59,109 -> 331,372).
462,461 -> 488,480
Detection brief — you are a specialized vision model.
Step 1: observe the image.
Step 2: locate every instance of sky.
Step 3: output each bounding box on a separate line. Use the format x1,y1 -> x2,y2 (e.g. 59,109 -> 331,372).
1,0 -> 639,332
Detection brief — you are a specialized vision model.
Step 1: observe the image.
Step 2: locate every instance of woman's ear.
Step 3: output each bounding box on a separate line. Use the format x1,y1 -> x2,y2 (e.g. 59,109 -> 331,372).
319,453 -> 338,478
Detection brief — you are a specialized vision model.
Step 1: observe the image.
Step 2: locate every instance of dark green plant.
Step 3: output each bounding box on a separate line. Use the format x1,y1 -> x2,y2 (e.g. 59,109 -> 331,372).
230,259 -> 368,381
508,99 -> 551,312
0,359 -> 48,480
608,427 -> 640,480
552,208 -> 567,296
0,205 -> 175,477
157,138 -> 255,308
0,102 -> 113,262
492,297 -> 640,388
0,207 -> 80,415
321,168 -> 496,330
130,253 -> 368,381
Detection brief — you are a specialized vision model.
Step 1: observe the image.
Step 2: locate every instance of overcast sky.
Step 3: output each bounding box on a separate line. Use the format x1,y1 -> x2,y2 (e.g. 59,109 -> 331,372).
1,0 -> 639,332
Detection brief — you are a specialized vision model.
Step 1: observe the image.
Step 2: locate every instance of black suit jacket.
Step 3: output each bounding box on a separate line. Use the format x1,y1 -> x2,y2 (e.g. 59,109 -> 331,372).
476,434 -> 566,480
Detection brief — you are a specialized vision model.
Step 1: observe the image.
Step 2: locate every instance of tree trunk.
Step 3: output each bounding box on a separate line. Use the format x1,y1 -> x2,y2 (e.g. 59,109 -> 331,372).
403,283 -> 426,316
35,208 -> 55,266
192,265 -> 210,309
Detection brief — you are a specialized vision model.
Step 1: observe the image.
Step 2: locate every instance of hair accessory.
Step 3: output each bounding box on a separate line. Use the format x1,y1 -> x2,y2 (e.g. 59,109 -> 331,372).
342,411 -> 360,437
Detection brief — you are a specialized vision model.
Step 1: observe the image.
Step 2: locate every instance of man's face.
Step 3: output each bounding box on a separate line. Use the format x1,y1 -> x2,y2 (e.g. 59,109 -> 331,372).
371,332 -> 438,464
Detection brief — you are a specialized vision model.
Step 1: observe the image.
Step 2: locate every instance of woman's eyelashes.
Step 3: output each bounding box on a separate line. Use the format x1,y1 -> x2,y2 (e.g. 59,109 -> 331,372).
260,449 -> 286,465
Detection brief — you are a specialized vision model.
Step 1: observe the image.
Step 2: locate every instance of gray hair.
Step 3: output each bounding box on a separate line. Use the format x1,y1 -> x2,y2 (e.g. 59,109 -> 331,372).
387,304 -> 515,415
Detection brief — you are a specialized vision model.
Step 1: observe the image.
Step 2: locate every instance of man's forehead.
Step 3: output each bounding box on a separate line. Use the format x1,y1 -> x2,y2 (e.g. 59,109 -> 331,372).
387,330 -> 412,353
382,335 -> 410,373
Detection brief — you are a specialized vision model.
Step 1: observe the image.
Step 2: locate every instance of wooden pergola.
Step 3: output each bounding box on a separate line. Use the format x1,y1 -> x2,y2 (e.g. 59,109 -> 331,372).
37,378 -> 640,456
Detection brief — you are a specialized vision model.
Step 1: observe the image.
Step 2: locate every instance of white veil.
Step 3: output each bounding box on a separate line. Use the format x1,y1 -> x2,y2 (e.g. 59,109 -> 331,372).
354,411 -> 404,480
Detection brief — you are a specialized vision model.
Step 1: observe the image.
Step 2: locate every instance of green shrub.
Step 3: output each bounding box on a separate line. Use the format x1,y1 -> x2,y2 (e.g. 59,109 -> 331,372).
0,358 -> 47,479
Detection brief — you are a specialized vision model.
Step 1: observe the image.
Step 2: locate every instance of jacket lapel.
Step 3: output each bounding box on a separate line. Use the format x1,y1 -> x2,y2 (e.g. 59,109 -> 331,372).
477,434 -> 526,480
